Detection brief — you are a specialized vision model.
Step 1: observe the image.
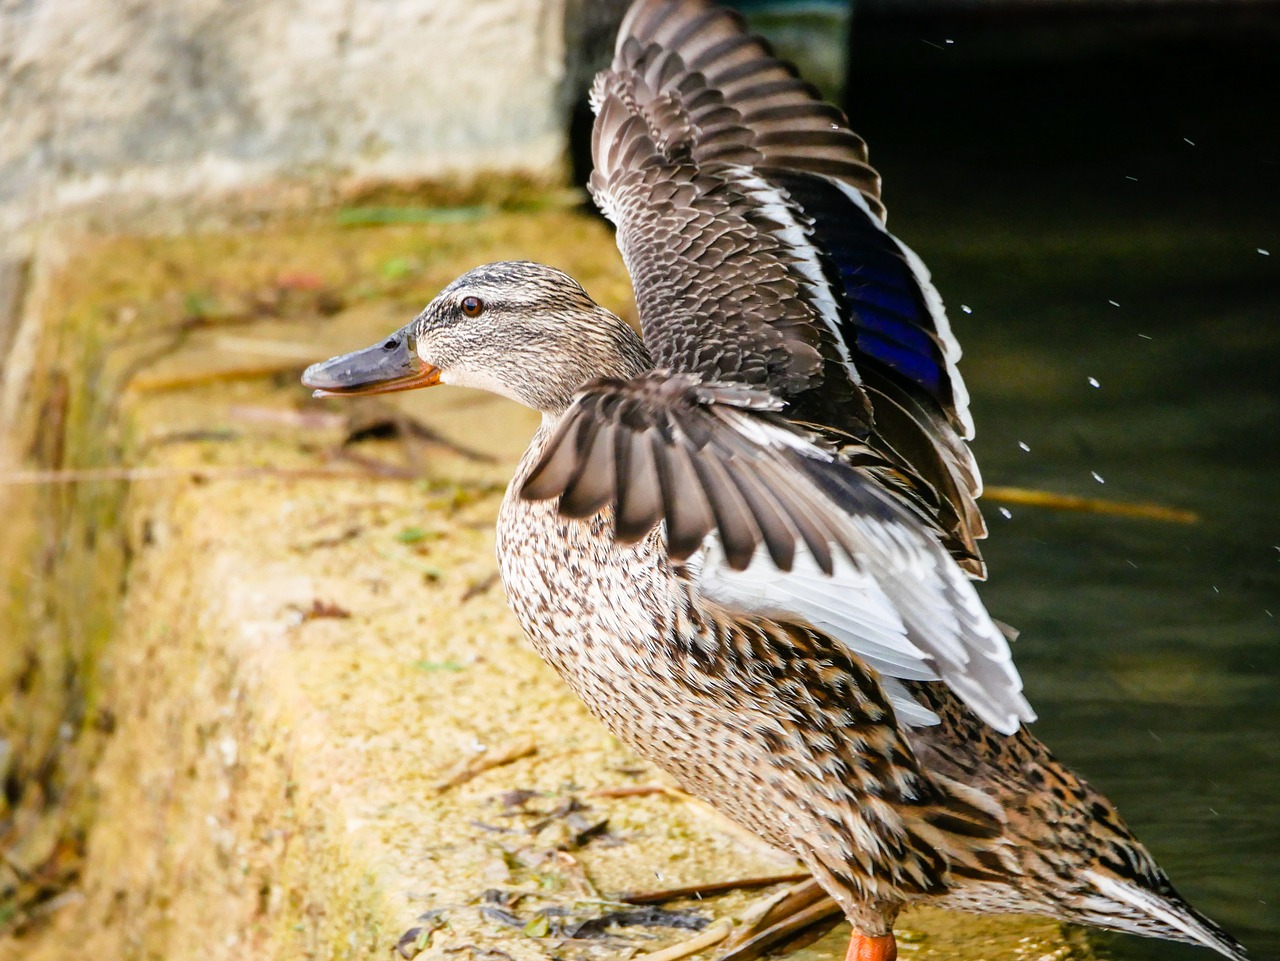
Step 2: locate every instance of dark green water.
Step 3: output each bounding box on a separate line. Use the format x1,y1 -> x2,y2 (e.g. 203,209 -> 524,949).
953,224 -> 1279,961
843,13 -> 1280,959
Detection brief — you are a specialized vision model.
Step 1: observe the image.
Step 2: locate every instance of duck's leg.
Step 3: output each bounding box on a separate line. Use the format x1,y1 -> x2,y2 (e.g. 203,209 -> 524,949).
846,932 -> 897,961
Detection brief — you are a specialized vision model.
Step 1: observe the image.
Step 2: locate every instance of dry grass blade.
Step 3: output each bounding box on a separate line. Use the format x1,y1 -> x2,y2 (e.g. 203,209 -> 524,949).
227,404 -> 347,429
618,872 -> 811,906
125,360 -> 308,393
718,894 -> 844,961
586,785 -> 673,799
630,918 -> 733,961
433,738 -> 538,791
211,335 -> 326,360
728,878 -> 829,938
0,464 -> 391,486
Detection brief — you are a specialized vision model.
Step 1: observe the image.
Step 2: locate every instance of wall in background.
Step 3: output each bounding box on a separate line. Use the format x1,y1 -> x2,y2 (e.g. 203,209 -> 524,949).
0,0 -> 579,238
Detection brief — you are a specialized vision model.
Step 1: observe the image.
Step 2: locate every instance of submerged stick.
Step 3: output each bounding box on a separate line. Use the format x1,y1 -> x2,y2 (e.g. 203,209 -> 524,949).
984,485 -> 1199,524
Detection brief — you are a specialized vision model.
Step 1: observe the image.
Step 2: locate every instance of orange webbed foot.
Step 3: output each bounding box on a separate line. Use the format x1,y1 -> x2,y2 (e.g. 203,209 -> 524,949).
846,931 -> 897,961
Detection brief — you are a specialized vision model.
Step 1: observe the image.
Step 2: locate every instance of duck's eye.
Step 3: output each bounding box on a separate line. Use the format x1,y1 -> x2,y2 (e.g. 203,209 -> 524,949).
460,296 -> 485,317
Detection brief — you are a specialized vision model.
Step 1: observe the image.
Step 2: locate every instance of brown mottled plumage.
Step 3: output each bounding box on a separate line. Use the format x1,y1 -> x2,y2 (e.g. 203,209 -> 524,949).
302,2 -> 1247,959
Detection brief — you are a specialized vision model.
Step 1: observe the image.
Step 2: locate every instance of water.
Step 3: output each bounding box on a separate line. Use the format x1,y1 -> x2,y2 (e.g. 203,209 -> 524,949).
842,14 -> 1280,957
962,240 -> 1280,959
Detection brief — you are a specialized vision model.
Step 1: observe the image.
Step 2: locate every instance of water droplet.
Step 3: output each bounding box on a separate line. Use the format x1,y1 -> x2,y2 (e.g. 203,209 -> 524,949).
998,507 -> 1012,519
1212,586 -> 1220,594
1138,333 -> 1153,340
1259,248 -> 1271,256
1017,441 -> 1031,452
1091,471 -> 1105,484
1108,299 -> 1120,307
961,304 -> 972,314
945,38 -> 955,44
1125,175 -> 1139,182
1126,560 -> 1138,568
1183,137 -> 1196,145
1087,376 -> 1101,388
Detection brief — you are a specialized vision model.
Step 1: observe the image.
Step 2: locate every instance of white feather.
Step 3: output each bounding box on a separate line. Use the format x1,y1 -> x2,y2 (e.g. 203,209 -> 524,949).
1085,871 -> 1244,958
694,469 -> 1036,736
717,406 -> 832,457
699,538 -> 944,727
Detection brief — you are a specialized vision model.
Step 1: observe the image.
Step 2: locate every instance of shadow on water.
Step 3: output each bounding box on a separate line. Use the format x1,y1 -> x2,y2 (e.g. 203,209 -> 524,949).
846,8 -> 1280,959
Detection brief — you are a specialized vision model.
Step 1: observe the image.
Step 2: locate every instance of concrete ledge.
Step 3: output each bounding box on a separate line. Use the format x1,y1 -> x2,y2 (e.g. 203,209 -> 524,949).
0,0 -> 575,237
2,205 -> 1090,961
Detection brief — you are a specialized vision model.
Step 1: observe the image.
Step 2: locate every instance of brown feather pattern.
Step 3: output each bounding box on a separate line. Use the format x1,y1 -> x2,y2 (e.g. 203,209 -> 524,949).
616,0 -> 883,211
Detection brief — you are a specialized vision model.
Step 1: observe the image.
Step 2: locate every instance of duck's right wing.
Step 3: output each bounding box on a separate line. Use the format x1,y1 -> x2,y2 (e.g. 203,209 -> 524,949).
520,371 -> 1034,735
523,372 -> 841,569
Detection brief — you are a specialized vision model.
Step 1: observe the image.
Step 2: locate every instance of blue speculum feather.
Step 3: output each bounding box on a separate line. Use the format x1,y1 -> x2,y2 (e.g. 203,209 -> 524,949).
856,330 -> 944,394
826,233 -> 947,397
772,169 -> 952,403
841,274 -> 920,319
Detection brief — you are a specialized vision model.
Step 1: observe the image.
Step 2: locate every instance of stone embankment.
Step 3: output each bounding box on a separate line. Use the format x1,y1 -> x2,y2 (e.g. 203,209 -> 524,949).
0,198 -> 1089,961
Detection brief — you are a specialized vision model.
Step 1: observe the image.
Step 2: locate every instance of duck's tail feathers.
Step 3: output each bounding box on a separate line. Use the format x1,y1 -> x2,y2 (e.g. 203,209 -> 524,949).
1082,869 -> 1248,960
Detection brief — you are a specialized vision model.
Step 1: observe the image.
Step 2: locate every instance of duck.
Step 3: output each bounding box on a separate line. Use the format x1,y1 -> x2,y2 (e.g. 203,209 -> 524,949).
301,1 -> 1247,959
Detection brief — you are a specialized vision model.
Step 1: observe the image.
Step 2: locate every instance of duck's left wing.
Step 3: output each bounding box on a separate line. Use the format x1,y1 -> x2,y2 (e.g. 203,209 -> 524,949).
520,372 -> 1034,735
589,83 -> 835,399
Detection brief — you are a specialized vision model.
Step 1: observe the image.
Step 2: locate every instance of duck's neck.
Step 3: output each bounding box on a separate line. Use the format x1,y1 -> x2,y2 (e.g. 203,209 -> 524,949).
535,311 -> 651,419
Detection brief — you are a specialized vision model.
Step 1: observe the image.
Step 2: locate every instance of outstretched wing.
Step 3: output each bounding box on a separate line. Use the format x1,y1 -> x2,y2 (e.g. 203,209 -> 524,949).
592,0 -> 986,573
521,372 -> 1033,735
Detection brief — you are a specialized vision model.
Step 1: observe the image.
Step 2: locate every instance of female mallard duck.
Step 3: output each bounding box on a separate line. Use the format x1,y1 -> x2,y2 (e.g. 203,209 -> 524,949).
303,1 -> 1246,959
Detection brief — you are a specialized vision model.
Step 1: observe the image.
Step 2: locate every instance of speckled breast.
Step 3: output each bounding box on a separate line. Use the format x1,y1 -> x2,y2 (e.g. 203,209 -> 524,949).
493,433 -> 799,856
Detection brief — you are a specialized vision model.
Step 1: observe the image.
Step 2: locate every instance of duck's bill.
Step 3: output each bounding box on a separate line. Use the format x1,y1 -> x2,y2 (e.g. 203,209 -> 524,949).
302,335 -> 440,397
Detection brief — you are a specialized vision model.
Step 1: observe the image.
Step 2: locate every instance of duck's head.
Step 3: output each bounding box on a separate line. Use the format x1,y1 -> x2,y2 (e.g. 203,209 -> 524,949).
302,261 -> 648,415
